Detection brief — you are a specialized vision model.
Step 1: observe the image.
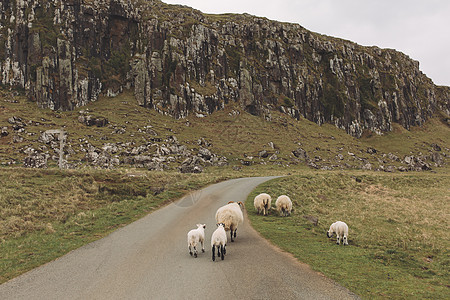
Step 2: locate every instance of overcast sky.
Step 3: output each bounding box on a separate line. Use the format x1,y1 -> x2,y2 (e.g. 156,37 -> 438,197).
163,0 -> 450,86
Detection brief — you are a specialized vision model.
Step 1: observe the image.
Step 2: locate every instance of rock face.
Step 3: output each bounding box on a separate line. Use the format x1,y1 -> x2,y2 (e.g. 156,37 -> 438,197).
1,0 -> 449,137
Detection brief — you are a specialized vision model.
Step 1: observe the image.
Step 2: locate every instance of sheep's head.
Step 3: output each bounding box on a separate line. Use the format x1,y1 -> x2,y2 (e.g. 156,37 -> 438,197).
197,224 -> 206,229
216,223 -> 225,228
327,223 -> 335,238
237,201 -> 245,209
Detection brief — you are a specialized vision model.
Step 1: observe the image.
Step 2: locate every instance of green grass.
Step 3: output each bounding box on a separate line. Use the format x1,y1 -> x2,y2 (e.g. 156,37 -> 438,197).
246,172 -> 450,299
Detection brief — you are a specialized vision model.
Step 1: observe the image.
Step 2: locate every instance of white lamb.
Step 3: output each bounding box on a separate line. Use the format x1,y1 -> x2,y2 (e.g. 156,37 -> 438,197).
275,195 -> 292,217
254,193 -> 272,216
187,224 -> 206,257
215,201 -> 244,242
327,221 -> 349,245
211,223 -> 227,261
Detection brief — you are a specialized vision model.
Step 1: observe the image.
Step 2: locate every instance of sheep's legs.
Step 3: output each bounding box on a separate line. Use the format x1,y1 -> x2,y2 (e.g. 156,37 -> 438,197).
230,230 -> 234,242
336,235 -> 341,245
194,246 -> 198,257
201,240 -> 205,253
220,245 -> 224,260
343,236 -> 348,245
189,245 -> 193,256
212,245 -> 215,261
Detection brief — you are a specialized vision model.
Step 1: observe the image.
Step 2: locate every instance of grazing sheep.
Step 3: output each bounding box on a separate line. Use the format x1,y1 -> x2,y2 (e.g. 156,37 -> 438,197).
187,224 -> 206,257
215,201 -> 244,242
327,221 -> 349,245
254,193 -> 272,216
275,195 -> 292,217
211,223 -> 227,261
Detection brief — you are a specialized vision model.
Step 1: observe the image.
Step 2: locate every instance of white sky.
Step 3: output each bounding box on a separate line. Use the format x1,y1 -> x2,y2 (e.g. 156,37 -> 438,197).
163,0 -> 450,86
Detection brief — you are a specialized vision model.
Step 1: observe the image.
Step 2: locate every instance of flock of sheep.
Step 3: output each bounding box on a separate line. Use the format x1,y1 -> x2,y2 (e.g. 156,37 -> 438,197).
187,193 -> 349,261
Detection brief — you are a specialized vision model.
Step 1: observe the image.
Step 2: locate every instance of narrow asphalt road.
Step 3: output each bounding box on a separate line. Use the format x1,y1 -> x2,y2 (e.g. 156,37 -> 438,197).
0,176 -> 359,299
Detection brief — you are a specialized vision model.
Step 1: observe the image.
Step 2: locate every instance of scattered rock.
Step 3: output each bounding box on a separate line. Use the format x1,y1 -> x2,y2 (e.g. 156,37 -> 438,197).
78,114 -> 109,127
431,152 -> 444,166
13,135 -> 23,143
23,150 -> 48,168
384,165 -> 396,172
431,143 -> 441,151
197,137 -> 211,147
179,164 -> 203,173
268,154 -> 278,161
198,147 -> 212,160
303,215 -> 318,226
1,127 -> 8,137
259,150 -> 269,158
367,147 -> 377,154
292,148 -> 308,160
241,160 -> 252,166
362,162 -> 372,170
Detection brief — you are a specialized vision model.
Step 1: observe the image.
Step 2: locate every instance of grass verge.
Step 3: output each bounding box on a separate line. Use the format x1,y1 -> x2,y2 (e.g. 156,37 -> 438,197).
246,171 -> 450,299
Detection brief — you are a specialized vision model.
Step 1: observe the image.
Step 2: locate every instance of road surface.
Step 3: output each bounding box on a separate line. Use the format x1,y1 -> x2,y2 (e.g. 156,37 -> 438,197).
0,177 -> 359,299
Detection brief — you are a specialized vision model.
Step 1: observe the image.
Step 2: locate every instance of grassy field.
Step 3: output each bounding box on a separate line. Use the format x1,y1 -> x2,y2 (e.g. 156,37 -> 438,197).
246,172 -> 450,299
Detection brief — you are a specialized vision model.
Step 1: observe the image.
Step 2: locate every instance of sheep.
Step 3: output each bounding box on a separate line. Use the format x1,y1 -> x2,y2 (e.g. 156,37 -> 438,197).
215,201 -> 244,242
187,224 -> 206,257
211,223 -> 227,261
327,221 -> 349,245
254,193 -> 272,216
275,195 -> 292,217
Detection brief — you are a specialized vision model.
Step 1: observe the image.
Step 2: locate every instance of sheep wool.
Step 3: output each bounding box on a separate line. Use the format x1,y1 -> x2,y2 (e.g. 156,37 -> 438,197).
211,223 -> 227,261
215,201 -> 244,242
275,195 -> 292,217
187,224 -> 206,257
254,193 -> 272,216
327,221 -> 349,245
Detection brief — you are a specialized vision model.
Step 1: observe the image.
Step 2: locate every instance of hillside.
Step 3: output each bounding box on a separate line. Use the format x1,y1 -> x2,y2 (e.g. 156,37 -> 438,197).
0,0 -> 449,138
1,88 -> 448,172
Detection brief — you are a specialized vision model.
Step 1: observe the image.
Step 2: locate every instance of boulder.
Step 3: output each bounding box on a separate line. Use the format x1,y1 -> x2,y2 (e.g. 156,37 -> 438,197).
292,148 -> 308,160
24,151 -> 48,168
1,127 -> 9,137
258,150 -> 269,158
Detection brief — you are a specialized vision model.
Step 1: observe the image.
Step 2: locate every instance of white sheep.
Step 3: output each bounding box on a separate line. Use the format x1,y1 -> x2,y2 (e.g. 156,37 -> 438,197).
254,193 -> 272,216
327,221 -> 349,245
215,201 -> 244,242
275,195 -> 292,217
211,223 -> 227,261
187,224 -> 206,257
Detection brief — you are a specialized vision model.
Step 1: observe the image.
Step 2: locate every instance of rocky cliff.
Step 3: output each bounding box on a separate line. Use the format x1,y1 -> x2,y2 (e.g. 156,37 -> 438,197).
1,0 -> 449,137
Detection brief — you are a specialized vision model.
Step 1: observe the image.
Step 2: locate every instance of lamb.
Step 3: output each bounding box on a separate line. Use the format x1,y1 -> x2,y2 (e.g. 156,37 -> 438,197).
275,195 -> 292,217
215,201 -> 244,242
254,193 -> 272,216
211,223 -> 227,261
187,224 -> 206,257
327,221 -> 349,245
